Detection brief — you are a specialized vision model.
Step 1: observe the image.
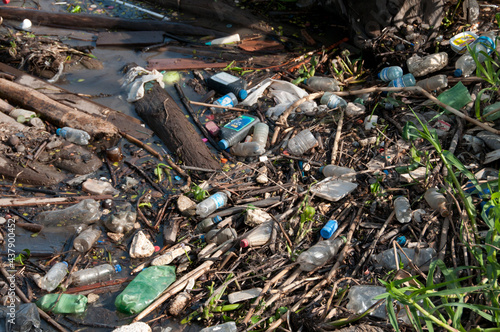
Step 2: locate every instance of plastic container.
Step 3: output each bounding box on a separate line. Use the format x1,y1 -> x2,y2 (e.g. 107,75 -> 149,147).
36,294 -> 87,314
303,76 -> 340,92
70,264 -> 121,286
105,204 -> 136,234
218,115 -> 260,150
287,129 -> 318,155
210,92 -> 238,113
9,108 -> 37,123
364,115 -> 378,130
374,247 -> 437,271
296,237 -> 346,271
454,31 -> 497,77
394,196 -> 412,223
450,31 -> 478,54
319,92 -> 348,109
240,220 -> 274,248
252,122 -> 269,149
230,142 -> 265,157
206,72 -> 248,100
34,199 -> 102,226
320,165 -> 356,181
115,266 -> 176,315
388,73 -> 416,87
406,52 -> 448,77
424,188 -> 450,217
196,215 -> 223,233
196,191 -> 231,218
40,262 -> 68,292
199,322 -> 237,332
416,75 -> 448,91
205,227 -> 238,245
320,220 -> 338,239
205,33 -> 240,46
56,127 -> 91,145
377,66 -> 403,82
346,285 -> 387,319
73,227 -> 101,252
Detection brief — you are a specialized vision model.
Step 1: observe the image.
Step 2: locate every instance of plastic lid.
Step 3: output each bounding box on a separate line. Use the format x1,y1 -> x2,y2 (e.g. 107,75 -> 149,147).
56,128 -> 62,136
205,41 -> 212,46
319,166 -> 325,173
213,215 -> 222,224
454,69 -> 463,77
238,90 -> 248,100
396,235 -> 407,246
240,239 -> 249,248
218,139 -> 229,150
320,220 -> 338,239
114,264 -> 122,272
200,234 -> 205,242
61,261 -> 68,266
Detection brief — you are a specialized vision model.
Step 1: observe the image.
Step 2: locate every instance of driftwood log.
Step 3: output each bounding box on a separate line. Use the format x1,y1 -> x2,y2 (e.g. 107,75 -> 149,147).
133,83 -> 221,170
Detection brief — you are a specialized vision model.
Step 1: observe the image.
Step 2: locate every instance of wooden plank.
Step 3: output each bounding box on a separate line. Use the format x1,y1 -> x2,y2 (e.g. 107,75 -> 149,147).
237,40 -> 284,52
97,31 -> 165,46
0,195 -> 113,207
147,58 -> 229,71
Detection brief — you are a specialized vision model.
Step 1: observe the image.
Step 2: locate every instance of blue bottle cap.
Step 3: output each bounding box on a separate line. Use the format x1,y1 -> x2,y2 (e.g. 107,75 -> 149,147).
218,139 -> 229,150
320,220 -> 338,239
114,264 -> 122,273
56,128 -> 62,136
377,72 -> 381,79
303,78 -> 308,85
396,235 -> 407,246
61,261 -> 68,266
200,234 -> 205,242
205,41 -> 212,46
454,69 -> 463,77
213,215 -> 222,224
238,90 -> 248,100
319,166 -> 325,173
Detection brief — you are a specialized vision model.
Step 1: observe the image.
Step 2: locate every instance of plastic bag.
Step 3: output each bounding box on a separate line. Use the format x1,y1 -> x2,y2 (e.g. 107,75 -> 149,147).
121,66 -> 165,102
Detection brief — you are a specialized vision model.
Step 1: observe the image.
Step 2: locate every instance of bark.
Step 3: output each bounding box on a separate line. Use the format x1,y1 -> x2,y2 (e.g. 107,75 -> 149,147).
0,155 -> 66,186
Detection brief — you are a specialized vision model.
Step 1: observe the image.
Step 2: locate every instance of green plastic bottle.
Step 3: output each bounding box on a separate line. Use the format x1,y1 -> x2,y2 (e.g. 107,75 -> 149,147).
36,294 -> 87,314
115,265 -> 176,315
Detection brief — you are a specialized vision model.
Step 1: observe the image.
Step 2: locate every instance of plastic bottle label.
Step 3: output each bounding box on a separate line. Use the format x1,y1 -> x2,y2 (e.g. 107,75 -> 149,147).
210,72 -> 239,85
210,193 -> 226,209
474,36 -> 495,55
216,95 -> 236,108
224,115 -> 255,132
325,94 -> 342,108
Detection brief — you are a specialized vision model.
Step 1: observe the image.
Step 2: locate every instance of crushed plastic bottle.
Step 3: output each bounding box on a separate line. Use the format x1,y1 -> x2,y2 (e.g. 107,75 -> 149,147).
9,108 -> 37,123
416,75 -> 448,91
196,191 -> 231,218
56,127 -> 91,145
1,303 -> 41,331
394,196 -> 412,223
287,129 -> 318,155
240,220 -> 274,248
73,227 -> 102,252
454,31 -> 497,77
388,73 -> 416,87
228,288 -> 262,304
252,122 -> 269,149
34,199 -> 102,226
205,227 -> 237,245
303,76 -> 340,92
152,245 -> 191,266
296,237 -> 346,271
36,294 -> 87,314
230,142 -> 265,157
346,285 -> 387,319
406,52 -> 448,77
206,72 -> 248,100
424,188 -> 450,217
70,264 -> 121,286
320,165 -> 356,181
82,179 -> 119,195
377,66 -> 403,82
310,178 -> 358,202
210,92 -> 238,113
319,92 -> 347,109
218,115 -> 260,149
39,262 -> 68,292
199,322 -> 237,332
196,215 -> 222,233
105,204 -> 137,234
374,247 -> 437,271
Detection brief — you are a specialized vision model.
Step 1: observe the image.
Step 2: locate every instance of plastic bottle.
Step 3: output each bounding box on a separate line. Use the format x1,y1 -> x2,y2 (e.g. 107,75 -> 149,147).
205,227 -> 237,245
297,237 -> 346,271
4,303 -> 41,331
210,92 -> 238,113
416,75 -> 448,91
36,294 -> 87,314
287,129 -> 318,155
240,220 -> 274,248
319,92 -> 348,109
199,322 -> 237,332
346,285 -> 387,319
394,196 -> 412,223
218,115 -> 260,150
320,220 -> 338,239
196,215 -> 223,233
56,127 -> 91,145
454,31 -> 497,77
115,266 -> 176,315
424,188 -> 450,217
388,73 -> 416,87
320,165 -> 356,181
196,191 -> 232,218
303,76 -> 340,92
105,204 -> 136,234
252,122 -> 269,149
70,264 -> 121,286
374,247 -> 437,270
205,33 -> 240,46
406,52 -> 448,77
9,108 -> 37,123
39,262 -> 68,292
34,199 -> 102,226
206,72 -> 248,100
377,66 -> 403,82
230,142 -> 265,157
73,227 -> 101,252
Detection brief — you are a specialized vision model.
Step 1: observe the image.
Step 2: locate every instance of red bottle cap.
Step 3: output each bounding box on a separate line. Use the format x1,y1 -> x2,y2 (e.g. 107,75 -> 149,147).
240,239 -> 249,248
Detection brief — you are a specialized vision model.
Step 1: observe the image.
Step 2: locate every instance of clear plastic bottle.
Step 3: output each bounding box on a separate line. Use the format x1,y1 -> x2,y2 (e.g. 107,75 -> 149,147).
199,322 -> 237,332
296,237 -> 346,271
320,165 -> 356,181
56,127 -> 91,145
424,188 -> 450,217
73,227 -> 102,252
303,76 -> 340,92
230,142 -> 265,157
40,262 -> 68,292
9,108 -> 37,123
205,33 -> 240,46
196,215 -> 223,233
406,52 -> 448,77
454,31 -> 497,77
210,92 -> 238,113
240,220 -> 274,248
34,199 -> 102,226
205,227 -> 237,245
70,264 -> 121,286
287,129 -> 318,155
36,294 -> 87,314
320,220 -> 338,239
388,73 -> 416,87
377,66 -> 403,82
346,285 -> 387,319
394,196 -> 412,223
252,122 -> 269,149
105,204 -> 136,234
319,92 -> 348,109
196,191 -> 232,218
218,115 -> 260,150
206,72 -> 248,100
374,247 -> 437,270
416,75 -> 448,91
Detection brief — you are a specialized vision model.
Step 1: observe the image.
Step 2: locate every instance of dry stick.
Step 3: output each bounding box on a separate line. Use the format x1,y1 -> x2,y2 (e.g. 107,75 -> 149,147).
119,131 -> 163,161
270,214 -> 293,249
0,265 -> 69,332
438,216 -> 450,263
321,276 -> 359,321
188,100 -> 249,113
277,91 -> 324,127
330,109 -> 344,165
350,211 -> 395,277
